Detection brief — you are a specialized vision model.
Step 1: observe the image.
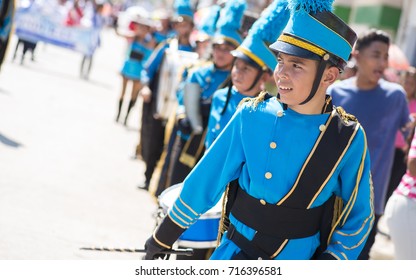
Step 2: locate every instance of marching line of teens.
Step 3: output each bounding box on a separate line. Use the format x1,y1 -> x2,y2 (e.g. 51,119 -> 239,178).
114,0 -> 416,260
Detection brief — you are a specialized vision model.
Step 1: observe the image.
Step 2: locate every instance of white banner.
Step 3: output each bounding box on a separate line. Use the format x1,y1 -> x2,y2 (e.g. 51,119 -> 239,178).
13,1 -> 100,55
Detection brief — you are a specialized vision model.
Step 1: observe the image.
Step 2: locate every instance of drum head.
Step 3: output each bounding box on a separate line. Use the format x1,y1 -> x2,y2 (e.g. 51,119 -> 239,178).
158,183 -> 183,212
158,183 -> 223,219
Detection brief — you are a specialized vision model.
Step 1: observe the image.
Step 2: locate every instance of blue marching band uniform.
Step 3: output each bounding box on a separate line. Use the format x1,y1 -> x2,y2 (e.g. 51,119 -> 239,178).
147,0 -> 247,260
120,37 -> 153,81
206,0 -> 290,149
153,0 -> 246,194
165,63 -> 232,184
138,0 -> 195,192
143,0 -> 374,260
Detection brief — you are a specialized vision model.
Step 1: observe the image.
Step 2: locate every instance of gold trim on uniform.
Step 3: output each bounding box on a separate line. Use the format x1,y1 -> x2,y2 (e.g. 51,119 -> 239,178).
179,130 -> 207,168
308,112 -> 358,208
153,232 -> 172,249
168,211 -> 190,228
178,196 -> 199,216
172,203 -> 193,223
279,112 -> 334,205
336,106 -> 357,124
270,239 -> 289,259
327,126 -> 374,249
324,250 -> 342,260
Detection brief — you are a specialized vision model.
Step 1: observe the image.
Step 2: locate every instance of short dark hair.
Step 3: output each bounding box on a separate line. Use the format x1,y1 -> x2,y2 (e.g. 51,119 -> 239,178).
354,29 -> 390,51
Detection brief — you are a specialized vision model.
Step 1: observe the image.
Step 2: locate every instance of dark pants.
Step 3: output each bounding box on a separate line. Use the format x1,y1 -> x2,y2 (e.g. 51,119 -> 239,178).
385,148 -> 406,205
167,136 -> 191,186
13,38 -> 37,63
155,126 -> 178,197
140,100 -> 165,185
358,214 -> 381,260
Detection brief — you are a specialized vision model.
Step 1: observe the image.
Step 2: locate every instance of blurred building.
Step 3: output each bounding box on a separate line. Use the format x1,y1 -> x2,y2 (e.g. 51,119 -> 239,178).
333,0 -> 416,67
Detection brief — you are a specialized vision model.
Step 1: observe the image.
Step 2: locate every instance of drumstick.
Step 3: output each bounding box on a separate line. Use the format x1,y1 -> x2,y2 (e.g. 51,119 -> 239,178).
79,247 -> 194,256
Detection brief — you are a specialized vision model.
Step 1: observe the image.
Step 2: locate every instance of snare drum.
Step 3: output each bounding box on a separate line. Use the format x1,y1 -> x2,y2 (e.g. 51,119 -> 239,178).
158,183 -> 223,249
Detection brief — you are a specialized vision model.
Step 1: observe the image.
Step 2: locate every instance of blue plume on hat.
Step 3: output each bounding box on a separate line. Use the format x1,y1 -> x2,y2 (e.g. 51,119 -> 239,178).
287,0 -> 334,14
232,0 -> 290,71
173,0 -> 194,21
248,0 -> 289,44
197,5 -> 221,37
213,0 -> 246,47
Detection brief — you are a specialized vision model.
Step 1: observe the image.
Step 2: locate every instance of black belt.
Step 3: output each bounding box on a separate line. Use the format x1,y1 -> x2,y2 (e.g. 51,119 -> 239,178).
226,224 -> 272,260
130,50 -> 144,61
231,186 -> 325,239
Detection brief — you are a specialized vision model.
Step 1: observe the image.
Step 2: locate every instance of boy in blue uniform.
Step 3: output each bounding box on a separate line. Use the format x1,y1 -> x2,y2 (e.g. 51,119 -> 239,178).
206,0 -> 289,148
144,0 -> 374,260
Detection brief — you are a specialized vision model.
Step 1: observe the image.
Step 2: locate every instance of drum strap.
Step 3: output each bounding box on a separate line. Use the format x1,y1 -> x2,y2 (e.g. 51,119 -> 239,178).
224,100 -> 359,259
226,224 -> 272,260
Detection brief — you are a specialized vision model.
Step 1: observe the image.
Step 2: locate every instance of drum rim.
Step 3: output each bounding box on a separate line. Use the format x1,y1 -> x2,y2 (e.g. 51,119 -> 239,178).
177,240 -> 217,249
159,183 -> 223,218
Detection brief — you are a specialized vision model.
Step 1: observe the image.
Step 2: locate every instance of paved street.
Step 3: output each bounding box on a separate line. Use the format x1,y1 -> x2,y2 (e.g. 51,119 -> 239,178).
0,28 -> 395,261
0,29 -> 157,259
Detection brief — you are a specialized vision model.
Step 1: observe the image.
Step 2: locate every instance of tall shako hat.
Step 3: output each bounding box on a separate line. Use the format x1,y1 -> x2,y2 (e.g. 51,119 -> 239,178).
172,0 -> 194,23
213,0 -> 247,47
197,4 -> 221,37
269,0 -> 357,105
232,0 -> 290,72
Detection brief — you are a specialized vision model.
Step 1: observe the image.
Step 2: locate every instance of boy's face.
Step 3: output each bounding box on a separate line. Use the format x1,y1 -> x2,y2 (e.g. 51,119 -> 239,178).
402,74 -> 416,98
354,41 -> 389,85
212,43 -> 235,69
134,23 -> 150,36
173,20 -> 193,37
274,53 -> 318,106
231,58 -> 260,93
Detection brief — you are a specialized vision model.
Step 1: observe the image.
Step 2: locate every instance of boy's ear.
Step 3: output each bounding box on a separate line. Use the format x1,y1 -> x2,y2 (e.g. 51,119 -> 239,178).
323,66 -> 339,84
261,71 -> 272,82
351,50 -> 359,60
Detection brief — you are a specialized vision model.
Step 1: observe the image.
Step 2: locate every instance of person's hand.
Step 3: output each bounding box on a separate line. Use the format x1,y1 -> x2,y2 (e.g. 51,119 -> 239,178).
141,86 -> 152,103
144,236 -> 168,260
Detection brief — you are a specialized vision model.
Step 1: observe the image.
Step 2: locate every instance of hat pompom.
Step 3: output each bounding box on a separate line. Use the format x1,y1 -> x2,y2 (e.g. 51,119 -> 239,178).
216,0 -> 246,31
248,0 -> 289,44
198,5 -> 221,36
173,0 -> 194,20
287,0 -> 334,14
